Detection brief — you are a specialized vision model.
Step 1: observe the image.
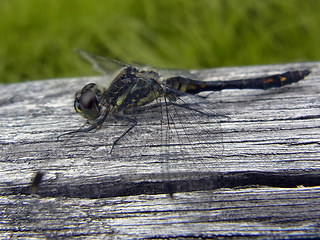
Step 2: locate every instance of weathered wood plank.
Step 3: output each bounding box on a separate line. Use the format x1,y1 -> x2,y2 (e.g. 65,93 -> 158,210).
1,187 -> 320,239
1,62 -> 320,239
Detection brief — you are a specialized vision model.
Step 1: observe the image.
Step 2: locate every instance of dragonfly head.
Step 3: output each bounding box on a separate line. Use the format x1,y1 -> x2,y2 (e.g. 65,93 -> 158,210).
74,83 -> 103,120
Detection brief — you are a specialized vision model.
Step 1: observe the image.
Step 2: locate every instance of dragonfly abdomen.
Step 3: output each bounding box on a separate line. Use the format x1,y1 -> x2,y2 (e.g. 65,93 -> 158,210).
222,69 -> 311,90
165,69 -> 310,94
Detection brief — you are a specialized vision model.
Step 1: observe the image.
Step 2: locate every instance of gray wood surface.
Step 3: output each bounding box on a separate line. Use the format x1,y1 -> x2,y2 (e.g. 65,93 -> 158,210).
1,62 -> 320,239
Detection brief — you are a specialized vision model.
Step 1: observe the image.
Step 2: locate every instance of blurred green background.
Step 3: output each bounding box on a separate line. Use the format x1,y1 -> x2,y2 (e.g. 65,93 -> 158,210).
0,0 -> 319,83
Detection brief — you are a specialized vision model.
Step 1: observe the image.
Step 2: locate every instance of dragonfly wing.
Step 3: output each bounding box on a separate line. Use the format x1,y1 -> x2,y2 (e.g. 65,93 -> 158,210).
140,66 -> 202,82
76,49 -> 129,75
77,49 -> 202,83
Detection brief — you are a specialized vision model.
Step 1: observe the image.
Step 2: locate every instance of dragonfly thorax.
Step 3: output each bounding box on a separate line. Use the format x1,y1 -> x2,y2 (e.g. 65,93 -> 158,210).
102,67 -> 166,114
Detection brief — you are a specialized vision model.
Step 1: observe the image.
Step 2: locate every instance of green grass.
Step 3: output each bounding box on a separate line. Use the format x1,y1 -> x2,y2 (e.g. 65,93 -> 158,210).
0,0 -> 319,83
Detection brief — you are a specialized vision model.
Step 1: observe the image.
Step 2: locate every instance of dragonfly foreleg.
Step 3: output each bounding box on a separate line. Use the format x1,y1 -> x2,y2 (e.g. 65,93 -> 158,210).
57,109 -> 109,139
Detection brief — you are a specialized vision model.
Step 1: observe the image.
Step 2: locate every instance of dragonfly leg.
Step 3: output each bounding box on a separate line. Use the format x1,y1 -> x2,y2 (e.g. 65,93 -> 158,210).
110,115 -> 137,154
57,110 -> 109,139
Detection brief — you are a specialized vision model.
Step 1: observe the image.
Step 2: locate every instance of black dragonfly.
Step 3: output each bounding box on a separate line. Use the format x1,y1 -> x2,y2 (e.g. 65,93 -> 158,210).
61,50 -> 310,195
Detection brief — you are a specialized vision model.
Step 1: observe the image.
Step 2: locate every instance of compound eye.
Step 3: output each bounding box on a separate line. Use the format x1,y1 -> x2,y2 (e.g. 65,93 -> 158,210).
80,90 -> 96,109
74,83 -> 101,120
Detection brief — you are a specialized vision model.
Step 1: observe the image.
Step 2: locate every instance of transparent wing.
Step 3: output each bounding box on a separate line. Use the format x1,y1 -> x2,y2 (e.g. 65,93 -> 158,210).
162,92 -> 224,171
137,65 -> 202,82
104,89 -> 225,195
77,49 -> 202,82
74,50 -> 225,195
76,49 -> 129,75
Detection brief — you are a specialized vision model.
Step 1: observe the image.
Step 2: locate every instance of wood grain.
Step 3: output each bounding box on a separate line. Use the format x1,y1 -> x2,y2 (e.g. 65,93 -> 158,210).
1,62 -> 320,239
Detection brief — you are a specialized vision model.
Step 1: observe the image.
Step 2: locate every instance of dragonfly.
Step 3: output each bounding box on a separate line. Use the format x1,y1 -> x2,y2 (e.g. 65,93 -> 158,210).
71,50 -> 310,132
62,50 -> 310,195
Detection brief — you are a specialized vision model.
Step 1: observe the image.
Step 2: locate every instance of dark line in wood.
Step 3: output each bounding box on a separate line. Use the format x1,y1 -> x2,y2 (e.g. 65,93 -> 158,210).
2,170 -> 319,199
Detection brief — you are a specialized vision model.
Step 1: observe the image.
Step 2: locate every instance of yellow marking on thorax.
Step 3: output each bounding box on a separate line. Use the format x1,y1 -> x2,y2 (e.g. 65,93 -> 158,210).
180,84 -> 188,92
116,92 -> 129,106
